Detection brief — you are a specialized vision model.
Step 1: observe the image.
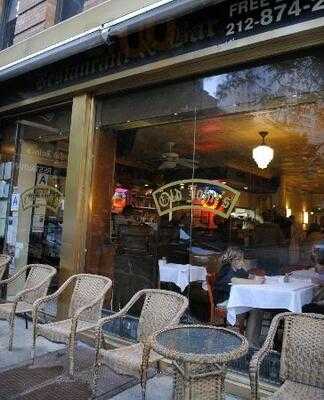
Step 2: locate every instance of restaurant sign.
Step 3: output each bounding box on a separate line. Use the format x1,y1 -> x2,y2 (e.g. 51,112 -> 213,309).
21,185 -> 64,213
1,0 -> 323,107
35,0 -> 324,93
152,179 -> 240,221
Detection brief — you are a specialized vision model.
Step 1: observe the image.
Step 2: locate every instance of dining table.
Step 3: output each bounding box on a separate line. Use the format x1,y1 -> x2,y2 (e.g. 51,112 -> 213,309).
226,275 -> 317,325
158,260 -> 207,292
145,325 -> 249,400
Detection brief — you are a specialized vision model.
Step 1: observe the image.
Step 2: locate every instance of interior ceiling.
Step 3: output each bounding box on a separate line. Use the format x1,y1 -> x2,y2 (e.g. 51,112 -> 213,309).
19,108 -> 71,145
129,101 -> 324,193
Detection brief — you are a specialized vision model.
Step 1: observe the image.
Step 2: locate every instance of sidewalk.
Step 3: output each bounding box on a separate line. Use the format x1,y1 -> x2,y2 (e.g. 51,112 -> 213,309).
0,318 -> 240,400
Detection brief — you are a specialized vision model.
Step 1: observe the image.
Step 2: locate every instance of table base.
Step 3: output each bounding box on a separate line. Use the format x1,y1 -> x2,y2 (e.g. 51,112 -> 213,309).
173,362 -> 226,400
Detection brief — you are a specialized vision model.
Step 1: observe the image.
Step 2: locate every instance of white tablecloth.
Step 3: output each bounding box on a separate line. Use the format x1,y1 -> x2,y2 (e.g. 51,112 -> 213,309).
159,261 -> 207,292
227,277 -> 315,325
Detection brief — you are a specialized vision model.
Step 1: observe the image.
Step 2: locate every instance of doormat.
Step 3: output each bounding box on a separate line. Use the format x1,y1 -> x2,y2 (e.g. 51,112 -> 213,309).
0,345 -> 145,400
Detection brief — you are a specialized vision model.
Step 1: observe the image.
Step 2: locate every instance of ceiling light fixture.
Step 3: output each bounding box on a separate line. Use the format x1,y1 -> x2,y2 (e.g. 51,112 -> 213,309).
252,131 -> 274,169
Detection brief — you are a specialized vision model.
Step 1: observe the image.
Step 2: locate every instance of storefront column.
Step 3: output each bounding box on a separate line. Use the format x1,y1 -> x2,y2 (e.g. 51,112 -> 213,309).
84,128 -> 116,305
60,94 -> 95,284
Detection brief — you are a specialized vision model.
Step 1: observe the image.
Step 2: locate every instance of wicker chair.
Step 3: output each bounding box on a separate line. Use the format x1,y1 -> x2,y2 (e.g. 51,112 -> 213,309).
32,274 -> 112,375
249,312 -> 324,400
0,254 -> 11,281
0,264 -> 56,350
92,289 -> 189,396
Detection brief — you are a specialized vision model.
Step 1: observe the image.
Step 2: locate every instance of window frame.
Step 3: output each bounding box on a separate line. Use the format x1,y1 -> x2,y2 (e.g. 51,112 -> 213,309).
55,0 -> 85,23
0,0 -> 16,50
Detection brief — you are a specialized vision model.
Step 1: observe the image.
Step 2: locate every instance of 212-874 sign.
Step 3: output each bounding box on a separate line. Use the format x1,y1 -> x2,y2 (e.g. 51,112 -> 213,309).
152,180 -> 240,221
226,0 -> 324,37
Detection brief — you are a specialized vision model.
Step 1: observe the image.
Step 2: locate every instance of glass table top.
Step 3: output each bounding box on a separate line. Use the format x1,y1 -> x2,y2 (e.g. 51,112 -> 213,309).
155,326 -> 243,356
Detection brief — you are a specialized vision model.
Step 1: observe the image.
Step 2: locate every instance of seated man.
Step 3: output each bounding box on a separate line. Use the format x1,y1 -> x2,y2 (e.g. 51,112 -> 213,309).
253,211 -> 286,274
303,259 -> 324,314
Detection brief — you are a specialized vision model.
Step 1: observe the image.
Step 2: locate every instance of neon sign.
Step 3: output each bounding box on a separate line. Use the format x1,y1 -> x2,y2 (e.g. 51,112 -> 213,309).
152,179 -> 240,220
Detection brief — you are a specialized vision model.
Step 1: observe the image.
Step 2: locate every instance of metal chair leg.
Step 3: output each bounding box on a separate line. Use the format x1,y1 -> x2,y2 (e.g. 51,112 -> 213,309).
24,313 -> 28,329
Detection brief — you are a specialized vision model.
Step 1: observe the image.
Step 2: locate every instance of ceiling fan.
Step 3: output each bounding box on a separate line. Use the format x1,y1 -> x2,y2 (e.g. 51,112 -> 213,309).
158,142 -> 199,170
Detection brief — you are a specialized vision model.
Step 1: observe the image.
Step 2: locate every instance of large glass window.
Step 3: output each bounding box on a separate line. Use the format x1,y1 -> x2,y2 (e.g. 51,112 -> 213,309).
90,46 -> 324,380
0,105 -> 71,295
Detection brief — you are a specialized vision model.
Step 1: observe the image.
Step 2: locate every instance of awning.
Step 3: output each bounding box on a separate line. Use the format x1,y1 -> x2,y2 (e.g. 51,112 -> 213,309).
106,0 -> 220,41
0,0 -> 219,83
0,28 -> 106,82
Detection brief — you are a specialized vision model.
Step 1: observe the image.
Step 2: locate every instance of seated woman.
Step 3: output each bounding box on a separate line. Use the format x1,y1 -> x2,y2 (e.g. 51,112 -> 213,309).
212,246 -> 265,347
212,246 -> 251,307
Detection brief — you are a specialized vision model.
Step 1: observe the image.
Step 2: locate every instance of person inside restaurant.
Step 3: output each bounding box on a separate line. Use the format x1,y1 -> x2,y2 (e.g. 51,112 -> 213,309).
211,247 -> 264,346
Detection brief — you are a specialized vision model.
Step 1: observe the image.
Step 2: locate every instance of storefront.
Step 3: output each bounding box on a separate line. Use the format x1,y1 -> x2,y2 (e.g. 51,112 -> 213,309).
0,0 -> 323,382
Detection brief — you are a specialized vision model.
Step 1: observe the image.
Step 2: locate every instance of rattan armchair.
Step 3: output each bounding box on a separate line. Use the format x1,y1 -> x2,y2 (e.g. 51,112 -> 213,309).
32,274 -> 112,375
0,264 -> 56,350
0,254 -> 11,280
249,312 -> 324,400
92,289 -> 189,396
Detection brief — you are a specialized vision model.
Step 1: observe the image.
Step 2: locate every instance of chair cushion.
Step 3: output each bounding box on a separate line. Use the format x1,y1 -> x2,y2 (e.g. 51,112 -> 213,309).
0,302 -> 32,320
100,343 -> 163,376
37,319 -> 95,344
270,380 -> 324,400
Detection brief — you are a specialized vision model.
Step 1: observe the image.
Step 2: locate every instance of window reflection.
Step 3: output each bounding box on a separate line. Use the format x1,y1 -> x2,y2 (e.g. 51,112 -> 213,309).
2,0 -> 18,48
96,50 -> 324,362
57,0 -> 85,22
0,106 -> 71,296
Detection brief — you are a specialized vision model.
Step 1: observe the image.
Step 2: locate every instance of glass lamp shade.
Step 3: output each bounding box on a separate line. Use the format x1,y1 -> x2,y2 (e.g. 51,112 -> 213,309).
252,144 -> 274,169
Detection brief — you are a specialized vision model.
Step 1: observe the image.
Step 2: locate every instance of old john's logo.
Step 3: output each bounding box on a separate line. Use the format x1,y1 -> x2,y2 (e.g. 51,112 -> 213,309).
152,179 -> 240,220
21,185 -> 64,213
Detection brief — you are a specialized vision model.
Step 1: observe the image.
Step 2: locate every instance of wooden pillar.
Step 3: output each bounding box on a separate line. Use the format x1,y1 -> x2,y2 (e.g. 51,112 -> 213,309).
85,129 -> 116,305
60,94 -> 95,284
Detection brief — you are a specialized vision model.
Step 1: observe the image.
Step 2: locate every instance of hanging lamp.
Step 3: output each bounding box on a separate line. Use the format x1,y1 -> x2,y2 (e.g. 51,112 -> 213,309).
252,131 -> 274,169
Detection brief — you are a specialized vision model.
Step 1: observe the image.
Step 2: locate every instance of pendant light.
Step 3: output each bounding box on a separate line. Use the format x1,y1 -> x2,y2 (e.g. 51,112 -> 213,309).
252,131 -> 274,169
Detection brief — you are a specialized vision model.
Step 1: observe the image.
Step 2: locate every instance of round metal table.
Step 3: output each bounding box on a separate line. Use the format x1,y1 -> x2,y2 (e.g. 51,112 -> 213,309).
143,325 -> 249,400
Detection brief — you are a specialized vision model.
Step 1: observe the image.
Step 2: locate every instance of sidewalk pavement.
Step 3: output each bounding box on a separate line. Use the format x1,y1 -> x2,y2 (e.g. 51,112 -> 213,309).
0,318 -> 240,400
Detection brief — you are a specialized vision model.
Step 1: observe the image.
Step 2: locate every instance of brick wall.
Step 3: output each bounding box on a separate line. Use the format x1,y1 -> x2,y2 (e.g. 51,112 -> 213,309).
6,0 -> 107,45
12,0 -> 57,44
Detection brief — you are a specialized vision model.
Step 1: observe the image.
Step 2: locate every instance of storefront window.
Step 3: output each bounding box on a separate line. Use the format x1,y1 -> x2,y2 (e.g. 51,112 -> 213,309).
91,48 -> 323,377
0,105 -> 71,294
